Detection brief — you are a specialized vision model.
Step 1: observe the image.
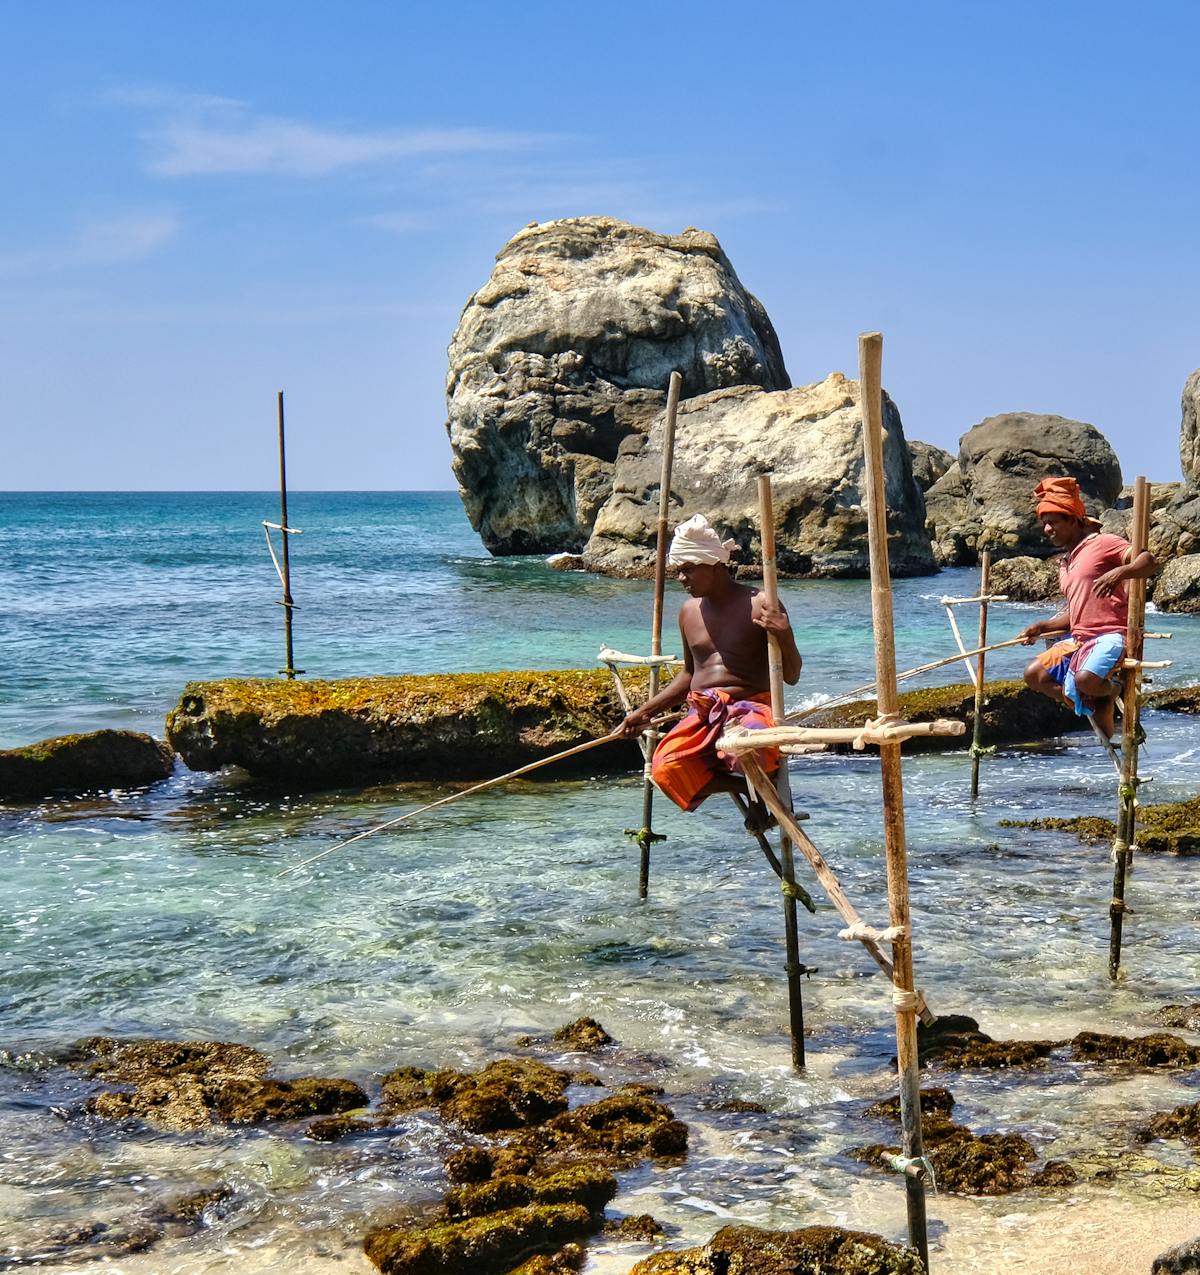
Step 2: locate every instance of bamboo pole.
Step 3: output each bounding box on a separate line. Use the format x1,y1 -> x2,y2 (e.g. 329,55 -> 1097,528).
970,551 -> 992,798
1108,477 -> 1151,979
633,371 -> 682,898
276,391 -> 299,679
757,473 -> 806,1069
859,331 -> 929,1269
942,602 -> 979,689
277,728 -> 631,878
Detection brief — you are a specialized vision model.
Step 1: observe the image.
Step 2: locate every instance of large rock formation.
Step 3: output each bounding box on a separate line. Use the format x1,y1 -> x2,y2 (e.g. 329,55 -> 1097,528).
908,439 -> 954,492
924,412 -> 1123,566
581,373 -> 934,578
446,217 -> 789,555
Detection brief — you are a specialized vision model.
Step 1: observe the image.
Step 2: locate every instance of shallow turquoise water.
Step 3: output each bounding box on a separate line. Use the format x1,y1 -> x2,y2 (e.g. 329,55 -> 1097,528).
1,491 -> 1198,1272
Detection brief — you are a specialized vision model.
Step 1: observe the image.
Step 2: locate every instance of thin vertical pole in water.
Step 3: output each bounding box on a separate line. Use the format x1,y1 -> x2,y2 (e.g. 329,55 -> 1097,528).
635,371 -> 682,898
970,550 -> 992,799
859,332 -> 929,1270
277,391 -> 298,679
757,473 -> 805,1070
1109,476 -> 1150,979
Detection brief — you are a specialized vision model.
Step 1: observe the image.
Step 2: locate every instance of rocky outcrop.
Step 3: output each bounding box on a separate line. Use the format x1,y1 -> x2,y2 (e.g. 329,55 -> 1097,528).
908,439 -> 954,491
1153,554 -> 1200,613
627,1225 -> 923,1274
446,217 -> 789,556
0,730 -> 174,800
924,412 -> 1123,566
986,554 -> 1061,603
165,672 -> 646,786
1181,370 -> 1200,485
582,373 -> 934,578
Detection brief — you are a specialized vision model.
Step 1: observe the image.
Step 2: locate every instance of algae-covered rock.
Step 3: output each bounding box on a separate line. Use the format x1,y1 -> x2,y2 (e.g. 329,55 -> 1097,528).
552,1018 -> 614,1052
1071,1031 -> 1200,1068
1159,1005 -> 1200,1032
853,1112 -> 1042,1196
519,1092 -> 688,1166
863,1088 -> 956,1120
0,730 -> 174,799
806,679 -> 1080,751
1002,790 -> 1200,854
432,1060 -> 572,1134
166,670 -> 647,784
69,1036 -> 366,1130
1153,1235 -> 1200,1274
363,1201 -> 596,1275
1138,1099 -> 1200,1148
628,1223 -> 925,1274
444,1165 -> 617,1220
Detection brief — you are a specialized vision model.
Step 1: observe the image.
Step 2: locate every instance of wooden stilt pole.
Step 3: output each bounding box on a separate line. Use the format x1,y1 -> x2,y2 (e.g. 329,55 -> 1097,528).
632,371 -> 682,898
757,473 -> 807,1069
970,550 -> 992,798
1108,476 -> 1151,980
859,331 -> 929,1270
276,391 -> 300,679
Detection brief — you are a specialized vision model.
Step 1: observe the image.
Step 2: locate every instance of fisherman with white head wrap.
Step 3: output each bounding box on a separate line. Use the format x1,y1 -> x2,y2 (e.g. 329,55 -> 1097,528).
620,513 -> 802,821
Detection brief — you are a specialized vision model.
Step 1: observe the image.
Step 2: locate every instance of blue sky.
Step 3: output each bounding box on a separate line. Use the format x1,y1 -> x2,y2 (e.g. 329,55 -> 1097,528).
2,1 -> 1198,492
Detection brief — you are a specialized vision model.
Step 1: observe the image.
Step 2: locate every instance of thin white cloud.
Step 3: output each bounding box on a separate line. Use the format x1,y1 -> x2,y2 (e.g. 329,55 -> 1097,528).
358,211 -> 436,235
0,213 -> 180,277
109,84 -> 554,178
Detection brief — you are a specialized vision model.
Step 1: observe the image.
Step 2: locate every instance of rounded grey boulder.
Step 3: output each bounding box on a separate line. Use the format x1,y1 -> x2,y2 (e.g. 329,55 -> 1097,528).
446,216 -> 789,556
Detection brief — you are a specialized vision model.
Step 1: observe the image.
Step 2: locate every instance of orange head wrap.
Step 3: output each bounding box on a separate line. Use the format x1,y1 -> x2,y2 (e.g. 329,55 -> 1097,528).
1033,476 -> 1101,529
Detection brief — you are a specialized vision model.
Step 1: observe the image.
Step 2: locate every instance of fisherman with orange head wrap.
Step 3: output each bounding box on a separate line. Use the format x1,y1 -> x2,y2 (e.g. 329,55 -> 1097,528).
1019,476 -> 1157,739
619,514 -> 802,821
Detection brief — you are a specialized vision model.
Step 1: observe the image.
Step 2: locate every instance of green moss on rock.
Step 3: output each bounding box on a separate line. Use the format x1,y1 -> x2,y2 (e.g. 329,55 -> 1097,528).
363,1202 -> 596,1275
1003,791 -> 1200,855
0,730 -> 174,800
628,1223 -> 925,1274
167,670 -> 648,785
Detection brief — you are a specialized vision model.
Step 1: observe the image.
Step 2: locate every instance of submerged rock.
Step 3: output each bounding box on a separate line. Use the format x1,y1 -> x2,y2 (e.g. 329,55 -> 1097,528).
627,1223 -> 924,1274
1070,1030 -> 1200,1068
1002,790 -> 1200,855
1158,1004 -> 1200,1032
1154,1235 -> 1200,1275
68,1036 -> 366,1131
165,670 -> 646,784
915,1014 -> 1061,1070
0,730 -> 174,800
1138,1098 -> 1200,1149
446,216 -> 789,557
582,373 -> 934,579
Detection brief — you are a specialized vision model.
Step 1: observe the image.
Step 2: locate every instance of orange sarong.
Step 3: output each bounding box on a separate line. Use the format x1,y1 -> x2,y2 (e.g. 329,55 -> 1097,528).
651,689 -> 780,812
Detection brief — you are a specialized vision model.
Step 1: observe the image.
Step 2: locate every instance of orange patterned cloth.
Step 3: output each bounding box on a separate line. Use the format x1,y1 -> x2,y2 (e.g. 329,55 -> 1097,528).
651,688 -> 779,812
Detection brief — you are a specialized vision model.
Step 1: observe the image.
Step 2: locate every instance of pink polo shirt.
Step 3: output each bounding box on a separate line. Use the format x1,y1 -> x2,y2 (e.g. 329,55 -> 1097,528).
1058,532 -> 1130,640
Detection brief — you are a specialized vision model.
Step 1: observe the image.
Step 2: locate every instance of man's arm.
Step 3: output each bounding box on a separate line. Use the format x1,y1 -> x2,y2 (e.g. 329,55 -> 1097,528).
1019,610 -> 1071,643
752,594 -> 802,684
1093,548 -> 1158,598
619,615 -> 694,736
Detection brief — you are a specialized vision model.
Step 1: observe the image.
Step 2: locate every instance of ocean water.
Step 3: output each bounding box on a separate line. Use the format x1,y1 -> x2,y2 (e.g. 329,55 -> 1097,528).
1,490 -> 1199,1274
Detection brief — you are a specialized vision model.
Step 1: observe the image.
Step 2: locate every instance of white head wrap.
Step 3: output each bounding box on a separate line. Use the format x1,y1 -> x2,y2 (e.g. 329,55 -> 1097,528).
668,514 -> 736,567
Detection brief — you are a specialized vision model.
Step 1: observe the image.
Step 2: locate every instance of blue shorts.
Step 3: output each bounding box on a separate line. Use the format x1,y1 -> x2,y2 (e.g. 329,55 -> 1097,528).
1041,632 -> 1125,716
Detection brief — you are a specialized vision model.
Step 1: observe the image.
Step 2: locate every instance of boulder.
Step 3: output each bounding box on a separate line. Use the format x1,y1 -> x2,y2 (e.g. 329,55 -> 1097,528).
582,373 -> 934,578
924,412 -> 1123,566
1181,369 -> 1200,485
1153,554 -> 1200,612
908,439 -> 954,492
986,555 -> 1061,603
165,671 -> 647,786
1154,1236 -> 1200,1274
0,730 -> 175,800
446,216 -> 789,556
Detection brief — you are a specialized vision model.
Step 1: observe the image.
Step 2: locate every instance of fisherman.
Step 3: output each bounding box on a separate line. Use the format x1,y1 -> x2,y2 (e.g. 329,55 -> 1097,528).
619,513 -> 802,816
1019,476 -> 1157,740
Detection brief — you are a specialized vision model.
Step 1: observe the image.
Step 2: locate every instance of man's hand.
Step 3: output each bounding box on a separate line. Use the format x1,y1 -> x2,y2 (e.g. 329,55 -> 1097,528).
1019,622 -> 1045,645
753,600 -> 791,633
619,707 -> 654,738
1093,567 -> 1126,598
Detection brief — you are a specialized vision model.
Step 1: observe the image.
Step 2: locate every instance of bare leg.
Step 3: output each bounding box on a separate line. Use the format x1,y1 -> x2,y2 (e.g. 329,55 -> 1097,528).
1076,670 -> 1119,739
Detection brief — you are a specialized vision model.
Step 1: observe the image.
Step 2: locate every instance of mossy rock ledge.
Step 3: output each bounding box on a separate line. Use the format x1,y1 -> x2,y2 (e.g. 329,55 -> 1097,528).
0,730 -> 175,800
166,670 -> 648,785
805,678 -> 1080,751
627,1224 -> 924,1274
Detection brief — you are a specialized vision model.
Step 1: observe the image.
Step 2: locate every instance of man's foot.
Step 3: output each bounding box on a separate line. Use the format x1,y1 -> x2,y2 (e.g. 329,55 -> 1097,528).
743,799 -> 777,836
